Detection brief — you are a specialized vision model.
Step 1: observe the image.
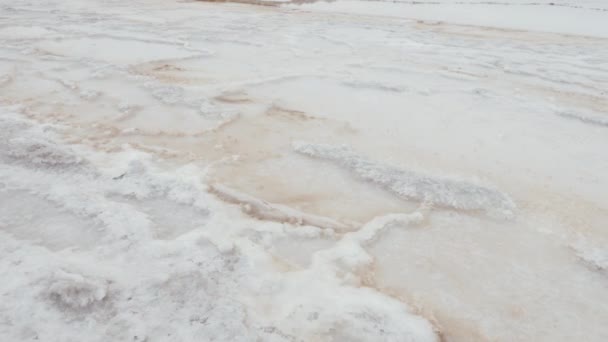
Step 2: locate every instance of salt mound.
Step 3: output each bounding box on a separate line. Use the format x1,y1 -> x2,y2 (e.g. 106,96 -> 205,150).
294,142 -> 515,218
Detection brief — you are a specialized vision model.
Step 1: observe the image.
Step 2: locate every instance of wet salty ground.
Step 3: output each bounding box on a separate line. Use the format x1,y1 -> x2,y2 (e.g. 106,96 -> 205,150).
1,0 -> 607,341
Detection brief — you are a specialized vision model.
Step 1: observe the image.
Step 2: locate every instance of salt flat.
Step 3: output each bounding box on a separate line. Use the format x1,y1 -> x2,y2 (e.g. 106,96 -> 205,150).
1,0 -> 607,341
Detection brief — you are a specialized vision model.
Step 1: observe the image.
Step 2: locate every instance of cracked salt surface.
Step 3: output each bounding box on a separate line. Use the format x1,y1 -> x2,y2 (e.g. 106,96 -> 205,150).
0,108 -> 438,341
1,0 -> 608,341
